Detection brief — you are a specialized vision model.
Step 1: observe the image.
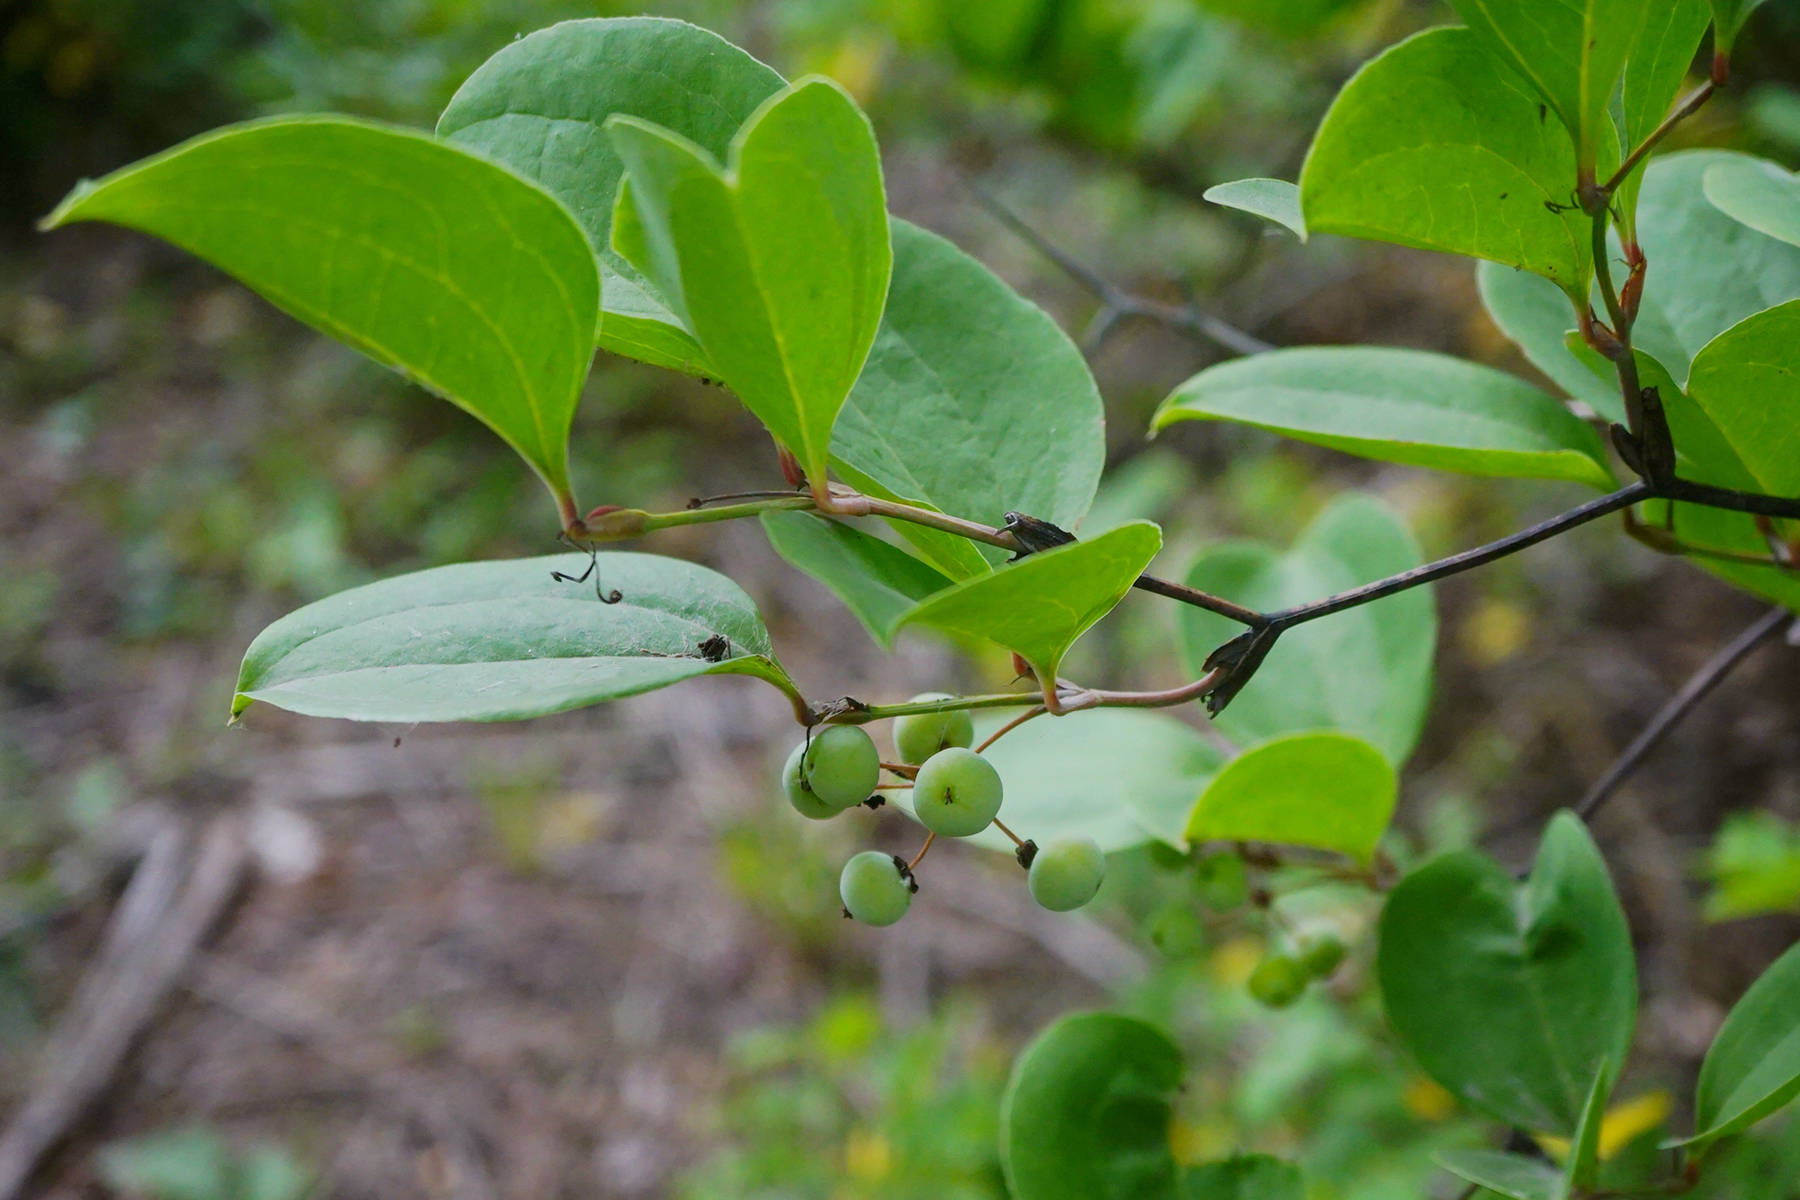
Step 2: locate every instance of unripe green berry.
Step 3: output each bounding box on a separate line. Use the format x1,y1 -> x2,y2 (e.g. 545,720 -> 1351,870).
1299,933 -> 1347,980
1027,833 -> 1106,911
787,726 -> 880,815
1194,851 -> 1250,912
892,695 -> 975,765
1147,901 -> 1205,957
839,851 -> 913,926
910,747 -> 1004,837
1247,953 -> 1308,1008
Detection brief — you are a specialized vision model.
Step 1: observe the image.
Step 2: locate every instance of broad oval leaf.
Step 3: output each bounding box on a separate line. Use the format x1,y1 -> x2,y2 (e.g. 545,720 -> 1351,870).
1712,0 -> 1774,54
759,510 -> 952,647
1686,299 -> 1800,498
1177,495 -> 1436,766
43,116 -> 599,504
1613,0 -> 1710,236
1185,731 -> 1396,862
439,16 -> 784,373
607,77 -> 891,490
231,553 -> 797,723
1377,812 -> 1637,1135
832,220 -> 1108,579
1153,346 -> 1613,488
1477,262 -> 1624,419
1434,1150 -> 1562,1200
893,522 -> 1162,681
1180,1155 -> 1304,1200
1001,1012 -> 1183,1200
1445,0 -> 1645,171
1299,27 -> 1593,301
1684,940 -> 1800,1149
1704,158 -> 1800,250
895,709 -> 1225,855
1202,178 -> 1305,238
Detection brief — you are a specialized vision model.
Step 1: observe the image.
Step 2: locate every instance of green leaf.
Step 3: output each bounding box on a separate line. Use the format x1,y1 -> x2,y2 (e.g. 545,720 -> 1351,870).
1687,299 -> 1800,497
1177,495 -> 1435,765
607,77 -> 891,490
1445,0 -> 1645,171
759,510 -> 951,647
1629,151 -> 1800,388
42,116 -> 599,504
1712,0 -> 1774,54
438,17 -> 784,374
1705,158 -> 1800,250
1434,1150 -> 1563,1200
1180,1154 -> 1304,1200
1000,1012 -> 1184,1200
1613,0 -> 1711,236
1185,731 -> 1396,862
1683,940 -> 1800,1149
231,553 -> 797,723
1565,1061 -> 1615,1195
896,709 -> 1225,855
1299,27 -> 1594,301
1700,812 -> 1800,922
833,220 -> 1107,579
893,522 -> 1162,681
1202,178 -> 1305,237
1153,346 -> 1614,488
1377,812 -> 1637,1134
1476,262 -> 1623,419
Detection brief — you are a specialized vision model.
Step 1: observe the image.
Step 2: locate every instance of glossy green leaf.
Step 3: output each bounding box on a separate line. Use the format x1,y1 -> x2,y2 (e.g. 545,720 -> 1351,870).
1300,27 -> 1594,301
1476,262 -> 1623,419
1686,299 -> 1800,498
1180,1154 -> 1304,1200
832,220 -> 1107,580
1185,732 -> 1396,862
607,78 -> 891,489
1434,1150 -> 1562,1200
1177,495 -> 1434,765
1565,1061 -> 1614,1195
1445,0 -> 1644,171
1684,941 -> 1800,1148
1377,813 -> 1637,1134
896,709 -> 1225,855
1700,812 -> 1800,922
438,17 -> 784,373
1153,346 -> 1613,487
1202,178 -> 1305,237
1001,1012 -> 1184,1200
42,116 -> 599,503
1705,158 -> 1800,250
232,553 -> 797,723
893,522 -> 1161,680
1712,0 -> 1774,54
759,510 -> 951,647
1628,151 -> 1800,387
1613,0 -> 1710,235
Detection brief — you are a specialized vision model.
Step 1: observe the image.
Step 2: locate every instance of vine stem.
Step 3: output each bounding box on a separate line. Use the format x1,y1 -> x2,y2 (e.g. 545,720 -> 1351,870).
1576,605 -> 1793,821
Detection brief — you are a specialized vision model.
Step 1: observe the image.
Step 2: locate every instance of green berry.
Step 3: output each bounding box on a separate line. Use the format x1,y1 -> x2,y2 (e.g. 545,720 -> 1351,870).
893,695 -> 975,765
1028,834 -> 1106,911
1147,901 -> 1206,957
910,747 -> 1004,837
1247,953 -> 1308,1008
839,851 -> 913,926
1299,933 -> 1347,980
788,726 -> 880,814
1194,851 -> 1249,912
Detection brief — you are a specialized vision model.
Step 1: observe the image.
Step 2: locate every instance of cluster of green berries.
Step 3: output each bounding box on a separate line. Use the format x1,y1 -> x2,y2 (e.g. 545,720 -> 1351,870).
781,694 -> 1106,925
1248,933 -> 1347,1008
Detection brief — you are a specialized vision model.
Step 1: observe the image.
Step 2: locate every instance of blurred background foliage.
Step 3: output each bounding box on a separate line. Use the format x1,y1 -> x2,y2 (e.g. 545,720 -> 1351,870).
5,0 -> 1800,1196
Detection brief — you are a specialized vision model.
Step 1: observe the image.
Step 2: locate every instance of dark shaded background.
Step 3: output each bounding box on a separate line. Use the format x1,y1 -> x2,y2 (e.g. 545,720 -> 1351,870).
5,1 -> 1800,1196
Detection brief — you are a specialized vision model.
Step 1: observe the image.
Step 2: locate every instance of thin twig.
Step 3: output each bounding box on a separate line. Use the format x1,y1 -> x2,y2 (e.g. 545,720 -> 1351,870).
1601,81 -> 1717,197
975,705 -> 1048,752
1576,605 -> 1793,821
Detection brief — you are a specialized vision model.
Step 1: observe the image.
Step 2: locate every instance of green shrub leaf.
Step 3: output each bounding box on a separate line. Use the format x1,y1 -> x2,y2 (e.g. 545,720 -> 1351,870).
1711,0 -> 1774,54
1202,178 -> 1305,237
1185,731 -> 1396,862
1377,812 -> 1636,1134
232,553 -> 797,723
42,116 -> 599,505
1613,0 -> 1711,235
1001,1013 -> 1184,1200
1704,158 -> 1800,250
439,16 -> 784,374
1566,1061 -> 1615,1194
1177,495 -> 1435,764
1433,1150 -> 1563,1200
1476,262 -> 1623,419
1153,346 -> 1613,487
893,522 -> 1161,681
1180,1154 -> 1304,1199
1683,941 -> 1800,1148
759,510 -> 952,647
607,77 -> 891,490
1299,27 -> 1593,301
1686,298 -> 1800,498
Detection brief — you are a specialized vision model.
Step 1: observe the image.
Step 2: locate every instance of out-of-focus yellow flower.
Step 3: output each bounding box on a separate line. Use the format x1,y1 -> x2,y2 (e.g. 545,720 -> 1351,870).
1403,1076 -> 1458,1122
1461,598 -> 1531,668
844,1128 -> 891,1180
1537,1090 -> 1673,1162
1169,1117 -> 1233,1164
1210,936 -> 1263,987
